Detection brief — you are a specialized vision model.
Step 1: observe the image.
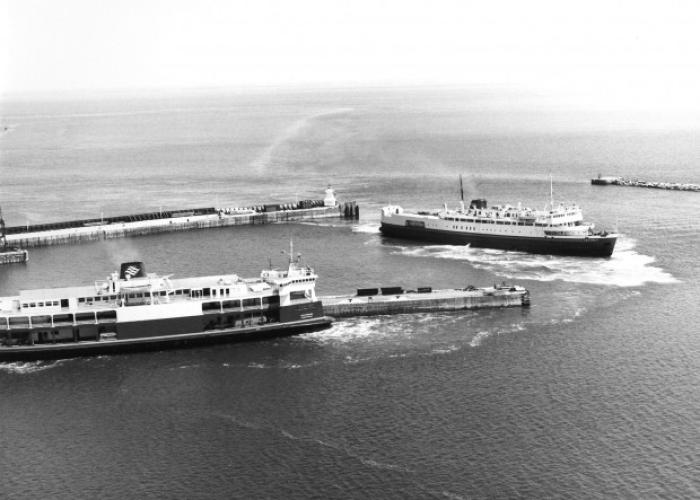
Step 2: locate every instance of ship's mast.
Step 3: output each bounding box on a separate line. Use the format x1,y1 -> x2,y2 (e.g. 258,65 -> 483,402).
282,237 -> 297,267
0,207 -> 6,249
549,173 -> 554,211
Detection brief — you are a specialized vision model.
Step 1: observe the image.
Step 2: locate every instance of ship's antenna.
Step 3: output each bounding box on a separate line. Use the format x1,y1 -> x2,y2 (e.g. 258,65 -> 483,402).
281,233 -> 295,266
549,173 -> 554,210
459,174 -> 464,202
0,206 -> 6,249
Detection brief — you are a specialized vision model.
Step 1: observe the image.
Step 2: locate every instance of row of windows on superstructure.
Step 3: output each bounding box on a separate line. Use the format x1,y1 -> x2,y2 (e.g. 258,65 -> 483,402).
76,286 -> 281,304
451,225 -> 531,232
448,219 -> 533,226
23,287 -> 217,309
450,222 -> 572,231
21,282 -> 310,310
202,296 -> 279,311
76,288 -> 206,305
448,219 -> 576,228
446,218 -> 532,226
22,300 -> 61,309
281,278 -> 315,287
447,215 -> 575,224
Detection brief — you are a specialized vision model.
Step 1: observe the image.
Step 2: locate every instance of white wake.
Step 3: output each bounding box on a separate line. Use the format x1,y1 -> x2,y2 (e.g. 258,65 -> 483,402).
351,223 -> 381,234
391,238 -> 677,287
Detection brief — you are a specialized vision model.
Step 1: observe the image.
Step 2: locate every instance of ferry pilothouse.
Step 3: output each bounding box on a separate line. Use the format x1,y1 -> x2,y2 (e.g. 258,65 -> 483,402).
380,178 -> 617,257
0,248 -> 331,361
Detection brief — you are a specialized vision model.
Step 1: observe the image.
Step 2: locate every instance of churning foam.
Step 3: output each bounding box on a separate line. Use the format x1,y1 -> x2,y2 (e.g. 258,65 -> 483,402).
300,312 -> 473,345
392,238 -> 677,287
430,344 -> 462,355
0,360 -> 67,374
469,331 -> 491,348
351,223 -> 381,234
469,322 -> 526,348
300,317 -> 402,344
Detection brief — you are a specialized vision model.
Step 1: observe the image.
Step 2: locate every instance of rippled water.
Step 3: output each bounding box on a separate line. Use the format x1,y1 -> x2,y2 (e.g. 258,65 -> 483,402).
1,89 -> 699,498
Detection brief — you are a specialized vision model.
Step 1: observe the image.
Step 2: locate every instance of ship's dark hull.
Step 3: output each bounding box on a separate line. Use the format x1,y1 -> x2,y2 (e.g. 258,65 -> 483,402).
0,306 -> 332,362
380,222 -> 616,257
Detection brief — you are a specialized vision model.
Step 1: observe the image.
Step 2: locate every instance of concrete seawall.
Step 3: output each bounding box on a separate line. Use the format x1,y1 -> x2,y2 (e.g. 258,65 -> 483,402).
321,286 -> 529,318
6,204 -> 355,248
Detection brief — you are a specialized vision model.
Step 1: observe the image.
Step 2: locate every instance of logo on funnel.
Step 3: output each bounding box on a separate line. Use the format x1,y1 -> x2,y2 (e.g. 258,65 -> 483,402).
119,262 -> 146,280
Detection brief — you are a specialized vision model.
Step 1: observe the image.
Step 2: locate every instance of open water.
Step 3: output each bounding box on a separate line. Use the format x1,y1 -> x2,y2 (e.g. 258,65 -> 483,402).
1,88 -> 699,499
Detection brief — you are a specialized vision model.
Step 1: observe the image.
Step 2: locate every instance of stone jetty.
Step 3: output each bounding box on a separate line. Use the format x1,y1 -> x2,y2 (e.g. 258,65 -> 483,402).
591,175 -> 700,192
321,284 -> 530,318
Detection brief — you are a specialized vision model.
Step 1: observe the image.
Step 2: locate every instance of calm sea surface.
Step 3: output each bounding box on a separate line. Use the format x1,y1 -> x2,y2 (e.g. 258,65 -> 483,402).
1,88 -> 699,499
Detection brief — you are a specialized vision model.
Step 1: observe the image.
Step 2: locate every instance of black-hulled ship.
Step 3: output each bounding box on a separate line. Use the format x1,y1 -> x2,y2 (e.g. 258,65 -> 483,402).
380,178 -> 617,257
0,249 -> 331,361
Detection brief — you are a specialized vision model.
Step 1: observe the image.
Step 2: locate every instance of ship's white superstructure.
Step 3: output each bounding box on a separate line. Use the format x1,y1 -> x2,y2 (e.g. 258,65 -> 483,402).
0,251 -> 330,361
380,179 -> 617,257
382,199 -> 596,240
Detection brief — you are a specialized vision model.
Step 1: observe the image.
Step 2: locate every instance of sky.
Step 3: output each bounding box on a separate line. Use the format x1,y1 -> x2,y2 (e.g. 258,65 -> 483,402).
2,0 -> 700,111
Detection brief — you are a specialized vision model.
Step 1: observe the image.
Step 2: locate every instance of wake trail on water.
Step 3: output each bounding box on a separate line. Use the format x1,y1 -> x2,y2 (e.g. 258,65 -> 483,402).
301,315 -> 530,354
250,107 -> 354,173
276,428 -> 412,473
0,360 -> 67,374
468,322 -> 527,347
301,315 -> 442,345
391,237 -> 677,287
214,412 -> 412,473
352,223 -> 381,234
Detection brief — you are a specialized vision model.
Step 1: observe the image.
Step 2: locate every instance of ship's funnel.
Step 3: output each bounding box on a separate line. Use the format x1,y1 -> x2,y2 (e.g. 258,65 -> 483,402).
120,262 -> 146,280
470,199 -> 487,210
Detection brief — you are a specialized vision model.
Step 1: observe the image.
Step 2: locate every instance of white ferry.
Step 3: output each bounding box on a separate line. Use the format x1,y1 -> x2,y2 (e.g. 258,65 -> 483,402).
380,178 -> 617,257
0,250 -> 331,361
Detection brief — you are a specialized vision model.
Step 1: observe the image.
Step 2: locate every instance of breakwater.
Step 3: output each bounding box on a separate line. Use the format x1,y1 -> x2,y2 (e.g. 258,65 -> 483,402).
6,202 -> 359,249
592,176 -> 700,192
321,285 -> 529,318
